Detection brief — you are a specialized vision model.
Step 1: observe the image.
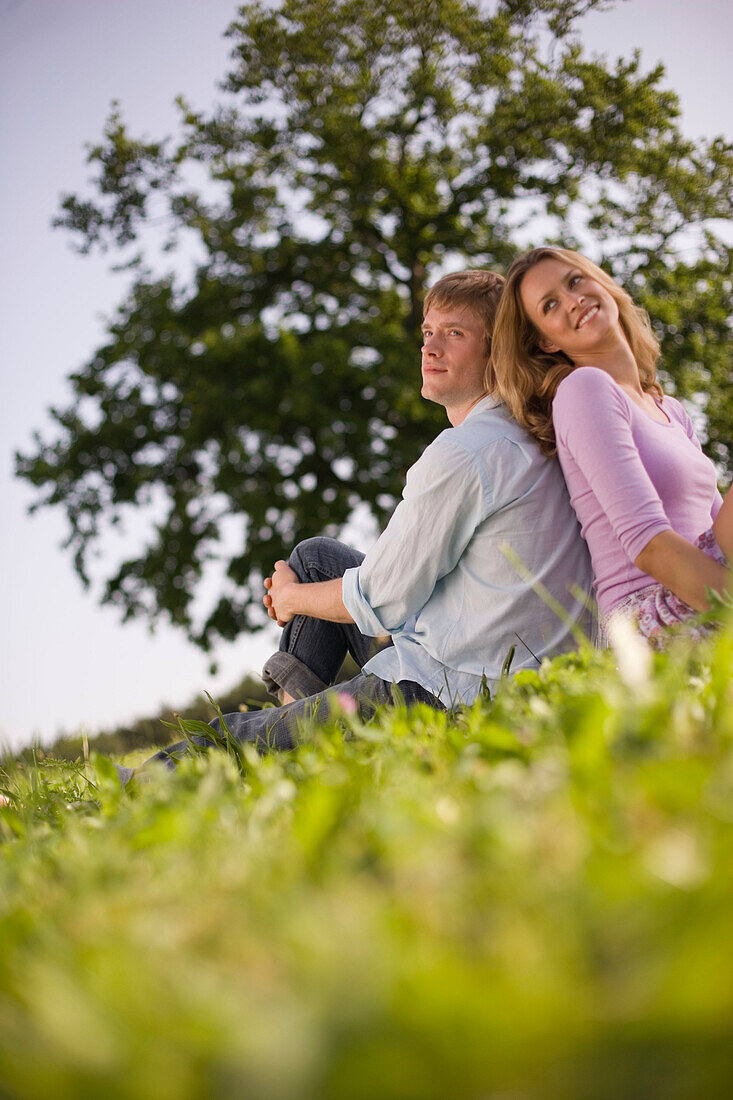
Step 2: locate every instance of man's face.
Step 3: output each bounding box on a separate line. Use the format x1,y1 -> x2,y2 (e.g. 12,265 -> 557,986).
420,305 -> 488,418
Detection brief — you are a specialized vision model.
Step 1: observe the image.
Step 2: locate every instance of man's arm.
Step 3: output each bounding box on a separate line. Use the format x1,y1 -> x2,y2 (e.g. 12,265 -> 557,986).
266,435 -> 490,635
264,560 -> 353,625
341,438 -> 490,636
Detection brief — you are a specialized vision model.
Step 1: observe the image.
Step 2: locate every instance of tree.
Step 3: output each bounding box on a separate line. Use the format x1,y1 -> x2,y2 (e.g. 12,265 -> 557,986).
17,0 -> 733,649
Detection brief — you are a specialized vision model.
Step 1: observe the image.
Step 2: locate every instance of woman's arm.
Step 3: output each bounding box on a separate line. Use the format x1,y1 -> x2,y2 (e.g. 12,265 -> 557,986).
634,530 -> 730,612
553,370 -> 728,609
712,492 -> 733,564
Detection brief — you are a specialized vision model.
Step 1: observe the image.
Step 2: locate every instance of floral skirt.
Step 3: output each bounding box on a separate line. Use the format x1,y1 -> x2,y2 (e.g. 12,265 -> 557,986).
601,529 -> 727,650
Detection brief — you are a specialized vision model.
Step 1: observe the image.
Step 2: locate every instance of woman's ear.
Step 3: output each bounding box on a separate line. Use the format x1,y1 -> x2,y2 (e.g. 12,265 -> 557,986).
538,335 -> 560,354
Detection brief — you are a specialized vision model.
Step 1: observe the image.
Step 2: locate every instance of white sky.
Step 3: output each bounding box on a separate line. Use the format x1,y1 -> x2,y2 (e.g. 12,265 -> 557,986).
1,0 -> 732,751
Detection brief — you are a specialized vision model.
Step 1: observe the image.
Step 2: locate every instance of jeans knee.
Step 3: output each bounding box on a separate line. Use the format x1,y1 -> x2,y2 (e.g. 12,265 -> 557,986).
288,536 -> 339,581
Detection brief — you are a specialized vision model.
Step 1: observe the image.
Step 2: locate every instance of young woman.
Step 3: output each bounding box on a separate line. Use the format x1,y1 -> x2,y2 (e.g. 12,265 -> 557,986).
490,246 -> 732,646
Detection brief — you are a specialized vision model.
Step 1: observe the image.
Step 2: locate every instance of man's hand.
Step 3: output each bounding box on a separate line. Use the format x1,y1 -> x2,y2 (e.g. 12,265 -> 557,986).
264,560 -> 352,625
263,560 -> 300,626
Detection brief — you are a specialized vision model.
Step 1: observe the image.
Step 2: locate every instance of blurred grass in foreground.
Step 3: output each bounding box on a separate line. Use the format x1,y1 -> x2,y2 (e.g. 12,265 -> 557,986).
1,632 -> 732,1099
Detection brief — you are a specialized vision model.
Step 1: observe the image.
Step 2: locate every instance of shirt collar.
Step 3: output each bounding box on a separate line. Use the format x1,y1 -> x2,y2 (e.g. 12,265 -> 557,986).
463,393 -> 503,423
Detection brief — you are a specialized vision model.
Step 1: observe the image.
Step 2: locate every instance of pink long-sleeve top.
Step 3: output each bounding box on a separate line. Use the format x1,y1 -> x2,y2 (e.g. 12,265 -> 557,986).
552,366 -> 723,618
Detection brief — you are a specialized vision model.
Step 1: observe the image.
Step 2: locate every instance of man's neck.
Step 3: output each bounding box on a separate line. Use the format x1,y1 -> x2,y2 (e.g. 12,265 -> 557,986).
446,392 -> 488,427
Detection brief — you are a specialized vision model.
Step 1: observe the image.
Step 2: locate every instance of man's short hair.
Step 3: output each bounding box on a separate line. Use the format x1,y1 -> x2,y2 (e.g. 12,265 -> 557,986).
423,269 -> 506,358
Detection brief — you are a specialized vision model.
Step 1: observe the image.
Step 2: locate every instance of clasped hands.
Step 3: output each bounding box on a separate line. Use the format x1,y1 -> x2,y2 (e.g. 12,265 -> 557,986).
263,560 -> 300,626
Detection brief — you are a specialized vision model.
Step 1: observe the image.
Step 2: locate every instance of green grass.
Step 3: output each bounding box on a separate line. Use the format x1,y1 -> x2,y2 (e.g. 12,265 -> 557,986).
1,633 -> 733,1098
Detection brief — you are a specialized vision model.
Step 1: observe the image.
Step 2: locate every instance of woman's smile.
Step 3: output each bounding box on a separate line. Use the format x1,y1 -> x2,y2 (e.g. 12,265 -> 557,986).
576,303 -> 600,329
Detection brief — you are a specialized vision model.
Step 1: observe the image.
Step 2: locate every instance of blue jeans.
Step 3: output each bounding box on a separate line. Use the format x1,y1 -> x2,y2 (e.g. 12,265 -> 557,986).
145,538 -> 443,767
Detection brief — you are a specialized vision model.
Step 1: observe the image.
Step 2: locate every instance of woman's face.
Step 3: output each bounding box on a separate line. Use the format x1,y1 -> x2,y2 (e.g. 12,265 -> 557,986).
519,257 -> 621,361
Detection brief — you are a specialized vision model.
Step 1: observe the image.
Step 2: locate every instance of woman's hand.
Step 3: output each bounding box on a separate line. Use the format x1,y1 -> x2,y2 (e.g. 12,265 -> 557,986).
263,560 -> 300,626
713,496 -> 733,565
634,530 -> 730,612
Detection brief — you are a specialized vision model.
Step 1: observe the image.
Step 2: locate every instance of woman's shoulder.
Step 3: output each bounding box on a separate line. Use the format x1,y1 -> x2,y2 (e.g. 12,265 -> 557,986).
553,366 -> 625,419
660,392 -> 691,429
554,365 -> 618,399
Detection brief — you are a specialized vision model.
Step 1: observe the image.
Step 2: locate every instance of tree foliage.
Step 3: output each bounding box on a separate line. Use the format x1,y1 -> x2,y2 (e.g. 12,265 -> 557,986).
17,0 -> 733,647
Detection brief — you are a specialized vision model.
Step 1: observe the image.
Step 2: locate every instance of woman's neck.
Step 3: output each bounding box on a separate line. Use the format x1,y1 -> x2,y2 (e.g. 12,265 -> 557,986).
572,330 -> 643,394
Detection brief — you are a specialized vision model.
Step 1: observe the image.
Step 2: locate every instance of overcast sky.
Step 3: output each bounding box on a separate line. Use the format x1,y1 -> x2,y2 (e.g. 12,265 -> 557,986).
1,0 -> 732,752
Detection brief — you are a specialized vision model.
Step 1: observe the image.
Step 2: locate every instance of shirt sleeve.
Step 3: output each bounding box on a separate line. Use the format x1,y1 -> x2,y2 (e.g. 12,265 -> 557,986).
341,437 -> 491,636
552,368 -> 672,562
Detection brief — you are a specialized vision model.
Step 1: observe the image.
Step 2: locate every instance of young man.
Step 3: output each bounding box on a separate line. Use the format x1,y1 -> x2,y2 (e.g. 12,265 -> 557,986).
132,269 -> 593,774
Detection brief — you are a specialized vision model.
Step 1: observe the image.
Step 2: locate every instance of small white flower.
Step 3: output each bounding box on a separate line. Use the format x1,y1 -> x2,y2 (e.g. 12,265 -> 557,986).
435,796 -> 459,825
606,614 -> 652,692
644,829 -> 708,889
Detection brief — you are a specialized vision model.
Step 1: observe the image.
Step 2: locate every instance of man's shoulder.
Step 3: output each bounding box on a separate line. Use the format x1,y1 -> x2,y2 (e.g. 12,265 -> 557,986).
431,400 -> 540,461
407,401 -> 543,502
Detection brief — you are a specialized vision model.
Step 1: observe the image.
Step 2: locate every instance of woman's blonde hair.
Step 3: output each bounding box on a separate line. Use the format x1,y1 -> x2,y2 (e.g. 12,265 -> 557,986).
491,248 -> 662,455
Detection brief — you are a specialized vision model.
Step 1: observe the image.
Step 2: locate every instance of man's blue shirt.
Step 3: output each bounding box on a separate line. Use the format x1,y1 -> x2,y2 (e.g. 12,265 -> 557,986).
341,395 -> 595,705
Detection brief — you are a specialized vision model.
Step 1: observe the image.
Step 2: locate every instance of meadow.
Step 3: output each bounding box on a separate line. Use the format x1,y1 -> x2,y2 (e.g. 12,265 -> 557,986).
1,630 -> 732,1099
